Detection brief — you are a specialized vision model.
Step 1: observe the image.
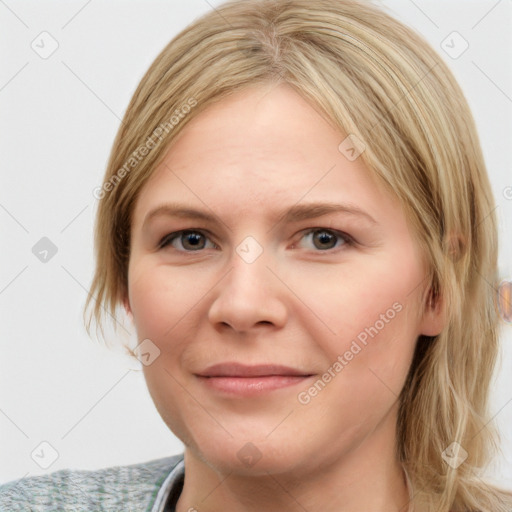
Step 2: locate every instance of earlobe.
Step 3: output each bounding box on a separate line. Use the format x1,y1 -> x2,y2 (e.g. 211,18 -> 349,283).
418,232 -> 461,337
123,296 -> 133,321
419,286 -> 445,337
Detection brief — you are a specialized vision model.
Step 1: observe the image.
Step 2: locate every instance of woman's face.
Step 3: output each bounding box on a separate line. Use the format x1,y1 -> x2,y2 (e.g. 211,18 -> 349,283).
126,83 -> 443,475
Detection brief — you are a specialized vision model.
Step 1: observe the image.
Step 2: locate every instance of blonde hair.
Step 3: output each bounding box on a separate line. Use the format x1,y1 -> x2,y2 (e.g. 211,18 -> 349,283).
84,0 -> 512,509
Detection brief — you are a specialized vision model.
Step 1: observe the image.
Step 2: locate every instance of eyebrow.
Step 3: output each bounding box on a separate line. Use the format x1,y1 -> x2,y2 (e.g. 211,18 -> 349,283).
142,201 -> 378,230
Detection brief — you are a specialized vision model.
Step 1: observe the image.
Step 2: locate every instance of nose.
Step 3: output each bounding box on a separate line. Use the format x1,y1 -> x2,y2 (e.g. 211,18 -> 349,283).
207,247 -> 288,334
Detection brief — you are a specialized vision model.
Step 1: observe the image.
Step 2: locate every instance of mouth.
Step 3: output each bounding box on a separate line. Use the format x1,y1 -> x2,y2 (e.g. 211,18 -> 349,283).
195,363 -> 315,396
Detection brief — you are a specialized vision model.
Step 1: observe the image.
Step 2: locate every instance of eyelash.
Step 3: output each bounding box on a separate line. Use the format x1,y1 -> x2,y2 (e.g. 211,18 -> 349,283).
157,228 -> 355,253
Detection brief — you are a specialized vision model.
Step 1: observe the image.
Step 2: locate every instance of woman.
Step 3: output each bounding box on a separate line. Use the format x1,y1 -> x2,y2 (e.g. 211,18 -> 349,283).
2,0 -> 511,510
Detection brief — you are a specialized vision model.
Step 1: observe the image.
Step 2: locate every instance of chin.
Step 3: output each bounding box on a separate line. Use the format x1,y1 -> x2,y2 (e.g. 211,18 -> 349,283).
190,435 -> 310,477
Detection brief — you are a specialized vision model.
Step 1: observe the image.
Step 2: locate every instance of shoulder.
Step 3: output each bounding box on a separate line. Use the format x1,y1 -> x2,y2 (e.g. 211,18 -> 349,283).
0,453 -> 184,512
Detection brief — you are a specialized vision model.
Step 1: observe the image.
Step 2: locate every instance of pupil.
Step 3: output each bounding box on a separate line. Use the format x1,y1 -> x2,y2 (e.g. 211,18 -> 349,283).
183,232 -> 204,250
314,231 -> 335,249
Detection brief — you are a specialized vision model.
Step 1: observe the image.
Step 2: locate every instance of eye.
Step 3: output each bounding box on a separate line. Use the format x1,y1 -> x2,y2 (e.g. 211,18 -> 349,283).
295,228 -> 354,252
158,230 -> 217,251
158,228 -> 354,253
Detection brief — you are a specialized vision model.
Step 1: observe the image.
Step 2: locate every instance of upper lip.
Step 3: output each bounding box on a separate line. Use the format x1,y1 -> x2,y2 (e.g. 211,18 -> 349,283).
196,363 -> 313,378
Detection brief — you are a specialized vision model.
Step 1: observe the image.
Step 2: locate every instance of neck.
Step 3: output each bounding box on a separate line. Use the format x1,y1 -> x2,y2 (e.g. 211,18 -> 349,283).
176,413 -> 412,512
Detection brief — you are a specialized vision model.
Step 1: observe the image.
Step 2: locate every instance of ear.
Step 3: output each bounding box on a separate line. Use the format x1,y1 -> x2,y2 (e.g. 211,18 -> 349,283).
123,296 -> 133,322
443,232 -> 466,262
418,285 -> 445,337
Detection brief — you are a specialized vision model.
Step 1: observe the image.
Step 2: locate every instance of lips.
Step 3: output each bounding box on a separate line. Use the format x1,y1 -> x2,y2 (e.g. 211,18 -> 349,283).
194,363 -> 315,396
196,362 -> 313,378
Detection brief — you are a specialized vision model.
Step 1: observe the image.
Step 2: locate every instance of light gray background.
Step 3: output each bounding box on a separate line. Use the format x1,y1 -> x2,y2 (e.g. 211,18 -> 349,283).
1,0 -> 511,486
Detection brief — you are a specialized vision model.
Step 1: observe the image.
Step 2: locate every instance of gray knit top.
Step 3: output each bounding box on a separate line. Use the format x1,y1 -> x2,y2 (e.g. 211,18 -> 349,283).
0,453 -> 185,511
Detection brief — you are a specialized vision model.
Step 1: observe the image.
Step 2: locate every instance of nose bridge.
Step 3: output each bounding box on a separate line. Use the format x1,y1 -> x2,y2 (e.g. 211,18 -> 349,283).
226,235 -> 271,299
215,231 -> 269,287
234,234 -> 266,272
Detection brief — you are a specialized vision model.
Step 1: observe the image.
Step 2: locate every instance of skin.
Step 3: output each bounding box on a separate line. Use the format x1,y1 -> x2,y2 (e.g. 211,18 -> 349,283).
124,82 -> 444,512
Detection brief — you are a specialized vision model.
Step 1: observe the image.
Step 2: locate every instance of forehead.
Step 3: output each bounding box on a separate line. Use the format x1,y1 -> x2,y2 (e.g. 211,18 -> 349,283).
132,83 -> 398,226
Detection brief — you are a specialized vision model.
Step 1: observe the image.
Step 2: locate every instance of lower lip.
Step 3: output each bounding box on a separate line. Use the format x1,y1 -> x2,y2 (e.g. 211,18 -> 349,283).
196,375 -> 314,396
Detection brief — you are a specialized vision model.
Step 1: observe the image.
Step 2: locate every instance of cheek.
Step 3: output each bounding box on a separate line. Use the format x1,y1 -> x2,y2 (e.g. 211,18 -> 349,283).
130,266 -> 201,441
128,264 -> 198,339
287,250 -> 422,397
290,251 -> 422,339
129,280 -> 166,338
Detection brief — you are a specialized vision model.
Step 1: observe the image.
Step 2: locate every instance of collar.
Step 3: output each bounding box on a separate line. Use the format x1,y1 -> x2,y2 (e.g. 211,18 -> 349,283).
151,458 -> 185,512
